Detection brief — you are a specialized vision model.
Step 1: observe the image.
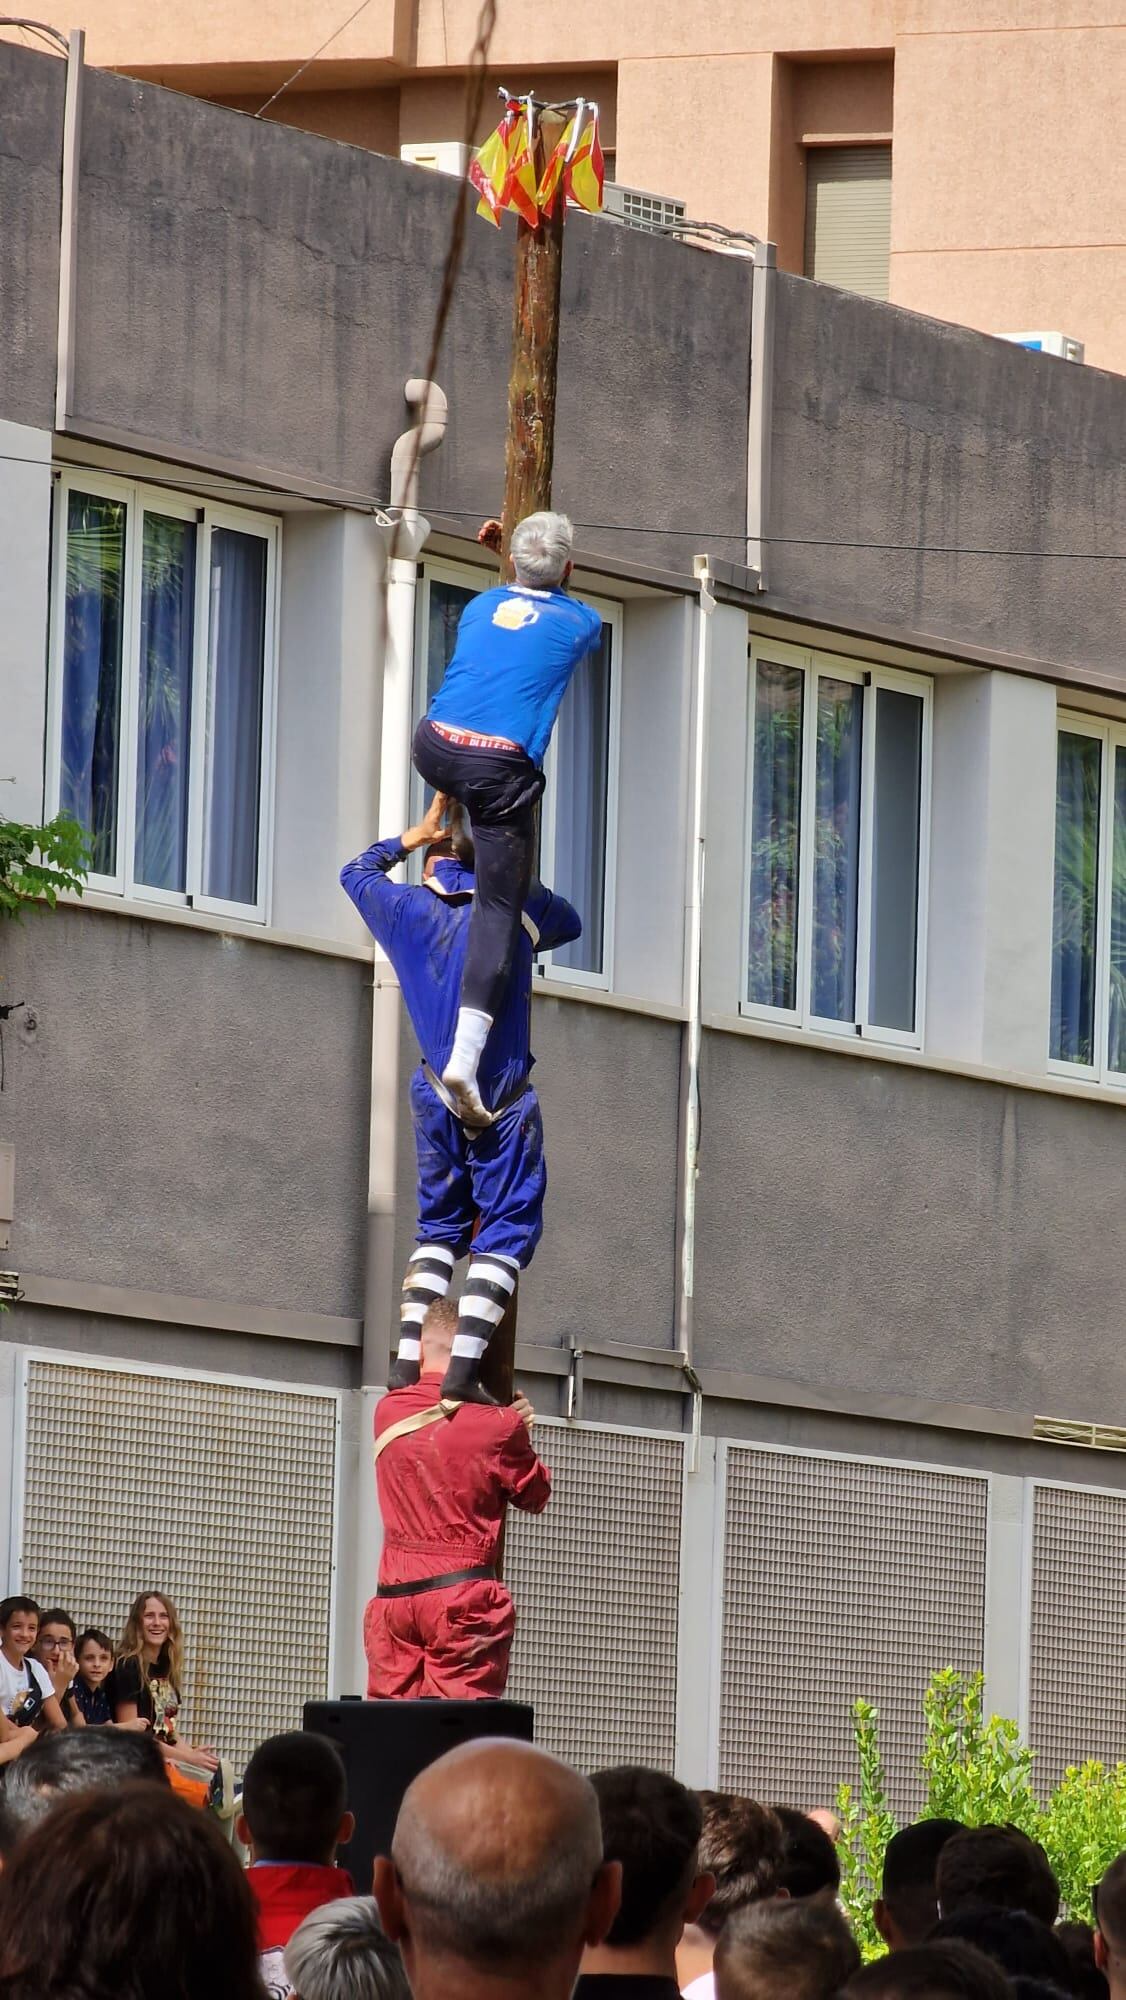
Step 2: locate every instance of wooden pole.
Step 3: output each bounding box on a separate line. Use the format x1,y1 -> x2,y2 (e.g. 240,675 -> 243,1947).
481,108 -> 567,1416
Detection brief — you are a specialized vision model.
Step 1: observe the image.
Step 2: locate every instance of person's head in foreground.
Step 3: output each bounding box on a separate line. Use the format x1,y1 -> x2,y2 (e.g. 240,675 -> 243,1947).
678,1792 -> 787,1992
771,1804 -> 842,1903
846,1940 -> 1016,2000
0,1722 -> 169,1856
509,511 -> 574,591
418,1296 -> 458,1377
372,1737 -> 621,2000
1095,1856 -> 1126,2000
0,1781 -> 262,2000
937,1828 -> 1060,1926
875,1820 -> 965,1950
1056,1920 -> 1108,2000
579,1765 -> 715,1982
715,1897 -> 860,2000
238,1729 -> 354,1865
284,1897 -> 410,2000
931,1908 -> 1073,1990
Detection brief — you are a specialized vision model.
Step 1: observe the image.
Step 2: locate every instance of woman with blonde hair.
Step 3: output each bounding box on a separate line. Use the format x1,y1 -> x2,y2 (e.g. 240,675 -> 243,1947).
111,1591 -> 225,1804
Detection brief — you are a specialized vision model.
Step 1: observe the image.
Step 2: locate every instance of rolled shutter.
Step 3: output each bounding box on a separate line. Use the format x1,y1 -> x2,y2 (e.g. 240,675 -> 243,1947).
804,144 -> 892,301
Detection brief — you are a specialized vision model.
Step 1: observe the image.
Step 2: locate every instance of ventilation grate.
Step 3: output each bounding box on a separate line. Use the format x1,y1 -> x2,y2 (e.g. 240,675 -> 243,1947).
718,1448 -> 987,1816
603,183 -> 687,234
1034,1416 -> 1126,1453
1029,1483 -> 1126,1787
19,1360 -> 338,1769
507,1422 -> 684,1772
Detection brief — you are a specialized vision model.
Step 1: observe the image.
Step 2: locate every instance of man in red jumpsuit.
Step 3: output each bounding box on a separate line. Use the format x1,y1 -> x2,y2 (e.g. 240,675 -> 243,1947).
365,1297 -> 552,1699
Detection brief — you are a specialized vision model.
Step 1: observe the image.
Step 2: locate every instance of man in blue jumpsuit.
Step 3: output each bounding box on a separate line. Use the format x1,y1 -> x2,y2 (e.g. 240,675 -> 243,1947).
412,510 -> 601,1127
341,793 -> 581,1403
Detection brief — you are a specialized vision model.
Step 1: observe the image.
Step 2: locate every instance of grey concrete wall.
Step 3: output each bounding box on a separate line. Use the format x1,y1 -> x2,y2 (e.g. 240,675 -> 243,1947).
391,994 -> 682,1351
693,1028 -> 1126,1425
767,274 -> 1126,685
47,49 -> 747,578
0,908 -> 370,1317
0,46 -> 62,429
1,1305 -> 356,1389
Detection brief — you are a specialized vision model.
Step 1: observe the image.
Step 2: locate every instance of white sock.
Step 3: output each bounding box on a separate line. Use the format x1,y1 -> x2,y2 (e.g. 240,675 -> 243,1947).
450,1330 -> 489,1362
444,1008 -> 493,1086
396,1334 -> 422,1364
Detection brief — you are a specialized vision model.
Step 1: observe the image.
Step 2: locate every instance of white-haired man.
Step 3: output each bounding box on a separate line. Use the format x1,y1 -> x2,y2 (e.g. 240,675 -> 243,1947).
410,509 -> 601,1398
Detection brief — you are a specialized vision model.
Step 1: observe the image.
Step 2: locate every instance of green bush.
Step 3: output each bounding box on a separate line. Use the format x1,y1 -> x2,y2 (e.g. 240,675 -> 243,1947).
0,813 -> 89,921
837,1669 -> 1126,1957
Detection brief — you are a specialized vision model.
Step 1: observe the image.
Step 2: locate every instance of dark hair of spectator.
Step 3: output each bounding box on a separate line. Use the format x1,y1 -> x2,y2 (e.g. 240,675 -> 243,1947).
1010,1983 -> 1077,2000
716,1895 -> 860,2000
1056,1920 -> 1109,2000
846,1940 -> 1015,2000
0,1596 -> 39,1627
591,1765 -> 703,1947
37,1608 -> 77,1640
937,1827 -> 1060,1927
0,1781 -> 263,2000
0,1727 -> 169,1854
76,1626 -> 116,1657
932,1907 -> 1073,1987
880,1821 -> 966,1945
242,1730 -> 349,1864
695,1793 -> 785,1939
771,1804 -> 842,1899
1096,1856 -> 1126,1954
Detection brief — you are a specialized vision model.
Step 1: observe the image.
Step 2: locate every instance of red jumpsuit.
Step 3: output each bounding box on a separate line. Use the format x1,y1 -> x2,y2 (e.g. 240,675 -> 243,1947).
365,1377 -> 551,1700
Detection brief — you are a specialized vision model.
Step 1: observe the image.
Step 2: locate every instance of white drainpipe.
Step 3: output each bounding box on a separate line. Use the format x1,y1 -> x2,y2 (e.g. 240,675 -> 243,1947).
363,378 -> 449,1389
676,556 -> 715,1465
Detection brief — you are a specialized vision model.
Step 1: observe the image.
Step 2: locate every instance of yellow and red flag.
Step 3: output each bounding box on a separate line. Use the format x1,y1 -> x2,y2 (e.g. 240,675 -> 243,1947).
503,103 -> 541,229
469,100 -> 518,227
536,113 -> 575,219
565,107 -> 605,214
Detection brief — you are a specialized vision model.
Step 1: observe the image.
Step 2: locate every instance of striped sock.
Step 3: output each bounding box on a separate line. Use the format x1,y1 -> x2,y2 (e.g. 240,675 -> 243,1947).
452,1255 -> 519,1363
398,1244 -> 456,1360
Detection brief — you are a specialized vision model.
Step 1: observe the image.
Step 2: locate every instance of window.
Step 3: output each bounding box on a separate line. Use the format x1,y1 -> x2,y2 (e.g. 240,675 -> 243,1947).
804,144 -> 892,301
742,642 -> 930,1045
47,473 -> 279,921
416,562 -> 620,987
1050,716 -> 1126,1082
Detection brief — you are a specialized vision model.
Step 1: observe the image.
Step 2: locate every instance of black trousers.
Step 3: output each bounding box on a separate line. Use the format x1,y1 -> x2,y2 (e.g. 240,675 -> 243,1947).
413,719 -> 546,1018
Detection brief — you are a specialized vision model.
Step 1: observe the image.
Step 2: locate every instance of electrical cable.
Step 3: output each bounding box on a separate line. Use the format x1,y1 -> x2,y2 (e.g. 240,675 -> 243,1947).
253,0 -> 380,120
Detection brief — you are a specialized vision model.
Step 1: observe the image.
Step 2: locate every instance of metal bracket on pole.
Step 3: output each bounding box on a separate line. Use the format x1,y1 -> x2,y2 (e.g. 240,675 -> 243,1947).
55,27 -> 85,433
566,1339 -> 585,1423
746,237 -> 777,590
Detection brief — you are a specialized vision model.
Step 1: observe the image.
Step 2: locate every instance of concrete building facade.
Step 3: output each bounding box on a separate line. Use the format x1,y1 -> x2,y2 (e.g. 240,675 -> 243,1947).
10,0 -> 1124,371
2,38 -> 1125,1804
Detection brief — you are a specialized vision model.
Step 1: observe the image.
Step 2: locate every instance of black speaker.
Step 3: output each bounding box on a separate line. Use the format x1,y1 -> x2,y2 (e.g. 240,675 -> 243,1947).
303,1699 -> 535,1894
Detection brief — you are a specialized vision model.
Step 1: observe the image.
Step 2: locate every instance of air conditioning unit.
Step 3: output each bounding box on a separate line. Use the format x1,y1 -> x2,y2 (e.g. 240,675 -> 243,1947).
1003,331 -> 1085,363
602,182 -> 687,234
400,141 -> 471,178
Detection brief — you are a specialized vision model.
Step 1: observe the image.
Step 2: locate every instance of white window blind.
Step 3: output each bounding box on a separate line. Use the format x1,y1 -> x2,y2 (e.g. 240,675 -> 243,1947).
804,144 -> 892,301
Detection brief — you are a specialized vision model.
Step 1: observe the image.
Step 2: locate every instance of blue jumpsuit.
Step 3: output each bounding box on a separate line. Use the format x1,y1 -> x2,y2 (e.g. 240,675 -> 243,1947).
341,840 -> 581,1268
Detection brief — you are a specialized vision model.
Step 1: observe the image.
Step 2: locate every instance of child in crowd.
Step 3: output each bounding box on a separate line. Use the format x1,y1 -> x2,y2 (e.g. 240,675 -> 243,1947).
32,1608 -> 86,1729
0,1597 -> 67,1752
236,1731 -> 355,2000
73,1627 -> 117,1726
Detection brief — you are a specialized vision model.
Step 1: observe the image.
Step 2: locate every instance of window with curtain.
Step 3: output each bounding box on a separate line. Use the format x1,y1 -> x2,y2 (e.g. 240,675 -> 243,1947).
51,478 -> 278,918
1050,720 -> 1126,1081
420,568 -> 619,985
744,647 -> 929,1043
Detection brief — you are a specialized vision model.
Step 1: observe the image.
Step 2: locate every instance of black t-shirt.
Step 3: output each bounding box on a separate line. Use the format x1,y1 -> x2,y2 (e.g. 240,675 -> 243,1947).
110,1654 -> 181,1743
572,1980 -> 683,2000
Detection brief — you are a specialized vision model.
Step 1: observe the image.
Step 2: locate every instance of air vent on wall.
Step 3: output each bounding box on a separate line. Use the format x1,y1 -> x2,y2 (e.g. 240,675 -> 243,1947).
603,183 -> 687,234
1034,1415 -> 1126,1452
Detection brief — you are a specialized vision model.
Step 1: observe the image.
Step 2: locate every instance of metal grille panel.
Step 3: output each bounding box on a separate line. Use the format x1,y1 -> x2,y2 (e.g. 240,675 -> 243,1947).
719,1448 -> 987,1814
1029,1483 -> 1126,1787
507,1422 -> 683,1771
19,1360 -> 338,1769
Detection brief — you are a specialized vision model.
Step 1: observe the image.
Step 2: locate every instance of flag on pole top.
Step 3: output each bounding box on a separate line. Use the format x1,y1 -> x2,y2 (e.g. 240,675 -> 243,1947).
565,107 -> 605,214
470,97 -> 605,226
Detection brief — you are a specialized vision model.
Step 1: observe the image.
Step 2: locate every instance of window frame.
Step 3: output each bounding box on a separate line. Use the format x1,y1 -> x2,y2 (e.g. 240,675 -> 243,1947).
45,469 -> 281,925
740,638 -> 932,1050
413,558 -> 622,993
1049,709 -> 1123,1088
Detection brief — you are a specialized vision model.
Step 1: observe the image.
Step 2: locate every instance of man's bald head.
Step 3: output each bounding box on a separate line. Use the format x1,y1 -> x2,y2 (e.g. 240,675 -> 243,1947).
379,1739 -> 616,1977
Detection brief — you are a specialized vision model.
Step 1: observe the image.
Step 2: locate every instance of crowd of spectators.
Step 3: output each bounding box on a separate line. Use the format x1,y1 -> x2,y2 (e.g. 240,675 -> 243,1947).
2,1665 -> 1126,2000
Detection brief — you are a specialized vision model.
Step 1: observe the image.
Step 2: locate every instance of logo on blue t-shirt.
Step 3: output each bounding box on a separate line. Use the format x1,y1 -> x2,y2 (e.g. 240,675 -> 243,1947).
492,598 -> 541,632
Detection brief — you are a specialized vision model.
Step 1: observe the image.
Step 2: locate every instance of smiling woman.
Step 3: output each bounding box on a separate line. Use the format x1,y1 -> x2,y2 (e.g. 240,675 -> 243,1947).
111,1589 -> 220,1784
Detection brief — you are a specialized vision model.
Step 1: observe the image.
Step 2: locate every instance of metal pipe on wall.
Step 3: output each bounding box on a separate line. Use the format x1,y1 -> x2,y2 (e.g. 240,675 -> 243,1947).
361,378 -> 448,1391
674,557 -> 716,1391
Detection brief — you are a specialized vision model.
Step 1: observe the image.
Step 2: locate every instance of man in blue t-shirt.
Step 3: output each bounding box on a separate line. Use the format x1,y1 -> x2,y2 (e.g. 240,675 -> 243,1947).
413,511 -> 602,1130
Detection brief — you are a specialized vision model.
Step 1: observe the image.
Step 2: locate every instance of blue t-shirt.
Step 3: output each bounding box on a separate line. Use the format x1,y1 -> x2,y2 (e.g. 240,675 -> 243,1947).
427,584 -> 602,767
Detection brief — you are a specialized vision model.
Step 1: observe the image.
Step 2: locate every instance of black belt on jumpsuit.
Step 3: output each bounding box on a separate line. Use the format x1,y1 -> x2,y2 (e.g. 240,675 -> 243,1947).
376,1564 -> 496,1599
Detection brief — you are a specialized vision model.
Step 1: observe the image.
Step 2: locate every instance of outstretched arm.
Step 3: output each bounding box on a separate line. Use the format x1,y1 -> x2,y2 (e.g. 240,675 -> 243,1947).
340,794 -> 450,951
